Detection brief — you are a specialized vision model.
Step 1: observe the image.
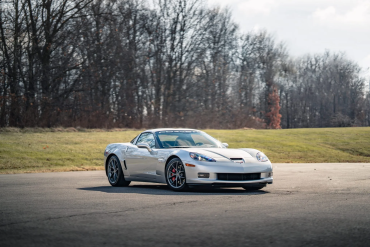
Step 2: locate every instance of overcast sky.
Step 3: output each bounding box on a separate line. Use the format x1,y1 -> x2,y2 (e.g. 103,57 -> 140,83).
208,0 -> 370,78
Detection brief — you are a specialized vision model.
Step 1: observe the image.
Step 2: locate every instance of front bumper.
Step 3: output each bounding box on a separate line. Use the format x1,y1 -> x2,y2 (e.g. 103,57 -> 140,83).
186,177 -> 273,185
183,160 -> 273,185
187,181 -> 272,188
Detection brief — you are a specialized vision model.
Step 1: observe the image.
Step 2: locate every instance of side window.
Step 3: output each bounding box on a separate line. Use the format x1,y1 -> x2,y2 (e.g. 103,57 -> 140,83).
130,135 -> 139,144
136,133 -> 156,149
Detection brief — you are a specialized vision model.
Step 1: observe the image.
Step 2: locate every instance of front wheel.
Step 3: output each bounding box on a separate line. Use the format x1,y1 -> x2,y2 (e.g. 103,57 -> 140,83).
165,158 -> 188,192
107,155 -> 131,187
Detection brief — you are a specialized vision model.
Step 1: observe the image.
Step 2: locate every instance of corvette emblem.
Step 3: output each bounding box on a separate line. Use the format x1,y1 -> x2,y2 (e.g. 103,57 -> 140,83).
230,158 -> 244,164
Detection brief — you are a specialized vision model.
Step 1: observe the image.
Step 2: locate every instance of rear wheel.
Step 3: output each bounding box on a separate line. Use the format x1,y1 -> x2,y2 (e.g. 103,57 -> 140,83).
107,155 -> 131,187
165,158 -> 188,192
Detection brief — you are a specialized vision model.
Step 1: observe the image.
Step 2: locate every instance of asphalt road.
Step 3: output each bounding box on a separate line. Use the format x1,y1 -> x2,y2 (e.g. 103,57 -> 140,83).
1,163 -> 370,247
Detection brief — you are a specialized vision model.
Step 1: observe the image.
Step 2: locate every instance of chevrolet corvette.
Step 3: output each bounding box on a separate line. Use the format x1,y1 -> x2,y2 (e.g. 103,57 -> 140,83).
104,128 -> 273,191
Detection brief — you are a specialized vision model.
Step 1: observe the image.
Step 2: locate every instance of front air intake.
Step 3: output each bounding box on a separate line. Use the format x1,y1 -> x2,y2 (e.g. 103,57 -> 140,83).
217,173 -> 261,181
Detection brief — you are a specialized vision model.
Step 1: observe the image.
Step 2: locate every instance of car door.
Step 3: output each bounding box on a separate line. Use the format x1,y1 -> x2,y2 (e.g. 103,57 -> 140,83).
125,132 -> 158,181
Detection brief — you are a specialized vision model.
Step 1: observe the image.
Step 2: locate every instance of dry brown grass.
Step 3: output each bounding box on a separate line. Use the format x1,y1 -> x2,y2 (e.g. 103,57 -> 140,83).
1,127 -> 370,174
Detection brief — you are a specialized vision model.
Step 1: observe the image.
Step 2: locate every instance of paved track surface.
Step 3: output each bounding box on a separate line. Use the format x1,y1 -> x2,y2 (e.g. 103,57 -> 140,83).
1,163 -> 370,247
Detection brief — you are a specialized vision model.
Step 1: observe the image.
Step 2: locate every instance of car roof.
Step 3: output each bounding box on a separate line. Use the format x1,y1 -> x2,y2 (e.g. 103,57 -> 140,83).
144,128 -> 198,133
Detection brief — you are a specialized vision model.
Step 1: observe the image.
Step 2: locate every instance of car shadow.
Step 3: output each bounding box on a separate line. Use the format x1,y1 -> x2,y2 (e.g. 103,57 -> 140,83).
78,184 -> 270,195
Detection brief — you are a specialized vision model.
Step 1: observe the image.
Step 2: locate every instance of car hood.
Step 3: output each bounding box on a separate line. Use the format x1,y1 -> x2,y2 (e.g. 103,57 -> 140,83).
185,148 -> 254,161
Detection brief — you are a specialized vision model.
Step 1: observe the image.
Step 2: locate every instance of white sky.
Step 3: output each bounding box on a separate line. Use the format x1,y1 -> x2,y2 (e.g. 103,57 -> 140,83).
207,0 -> 370,79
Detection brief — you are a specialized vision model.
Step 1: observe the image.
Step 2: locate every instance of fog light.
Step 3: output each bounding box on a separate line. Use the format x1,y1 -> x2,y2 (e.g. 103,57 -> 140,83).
198,173 -> 210,178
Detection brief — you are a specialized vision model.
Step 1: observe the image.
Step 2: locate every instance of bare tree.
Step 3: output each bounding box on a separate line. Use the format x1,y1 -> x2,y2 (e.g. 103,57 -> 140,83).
0,0 -> 368,129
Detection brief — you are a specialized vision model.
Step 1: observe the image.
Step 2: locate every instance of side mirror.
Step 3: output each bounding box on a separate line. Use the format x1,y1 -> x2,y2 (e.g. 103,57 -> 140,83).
137,143 -> 153,152
222,143 -> 229,148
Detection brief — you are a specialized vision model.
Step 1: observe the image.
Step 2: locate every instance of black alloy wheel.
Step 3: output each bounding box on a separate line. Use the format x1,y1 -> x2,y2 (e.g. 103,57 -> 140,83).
165,158 -> 188,191
107,155 -> 131,187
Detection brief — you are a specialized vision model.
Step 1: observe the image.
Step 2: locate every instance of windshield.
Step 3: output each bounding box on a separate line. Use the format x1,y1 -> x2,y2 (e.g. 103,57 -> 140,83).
154,130 -> 221,148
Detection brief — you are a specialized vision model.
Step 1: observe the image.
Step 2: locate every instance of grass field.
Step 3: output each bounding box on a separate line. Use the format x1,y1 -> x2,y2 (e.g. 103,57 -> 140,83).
0,127 -> 370,174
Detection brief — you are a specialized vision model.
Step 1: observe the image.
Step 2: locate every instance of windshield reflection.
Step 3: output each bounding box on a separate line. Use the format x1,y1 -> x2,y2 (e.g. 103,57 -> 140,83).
154,131 -> 221,149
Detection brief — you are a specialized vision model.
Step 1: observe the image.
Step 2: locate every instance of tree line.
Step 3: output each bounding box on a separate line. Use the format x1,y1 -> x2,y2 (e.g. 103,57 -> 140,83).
1,0 -> 370,129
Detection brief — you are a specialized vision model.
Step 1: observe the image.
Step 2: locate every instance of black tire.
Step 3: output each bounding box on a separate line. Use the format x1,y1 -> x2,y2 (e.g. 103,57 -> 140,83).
165,158 -> 188,192
242,184 -> 266,191
107,155 -> 131,187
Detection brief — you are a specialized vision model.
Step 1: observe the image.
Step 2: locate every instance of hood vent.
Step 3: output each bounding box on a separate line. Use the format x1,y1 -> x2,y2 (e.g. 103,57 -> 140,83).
230,158 -> 244,164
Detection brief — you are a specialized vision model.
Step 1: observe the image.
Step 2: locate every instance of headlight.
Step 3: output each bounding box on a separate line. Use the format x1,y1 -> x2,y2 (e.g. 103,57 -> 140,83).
189,152 -> 216,162
256,152 -> 269,162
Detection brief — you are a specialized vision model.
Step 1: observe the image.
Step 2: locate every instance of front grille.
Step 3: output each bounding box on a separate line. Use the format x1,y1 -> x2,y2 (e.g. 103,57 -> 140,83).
217,173 -> 261,181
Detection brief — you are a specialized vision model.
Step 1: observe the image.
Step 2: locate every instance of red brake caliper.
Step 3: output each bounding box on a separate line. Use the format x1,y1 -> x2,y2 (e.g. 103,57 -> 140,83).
172,168 -> 176,181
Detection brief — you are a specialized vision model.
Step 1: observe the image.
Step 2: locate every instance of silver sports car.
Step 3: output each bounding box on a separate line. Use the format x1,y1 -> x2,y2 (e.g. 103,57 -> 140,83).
104,128 -> 273,191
